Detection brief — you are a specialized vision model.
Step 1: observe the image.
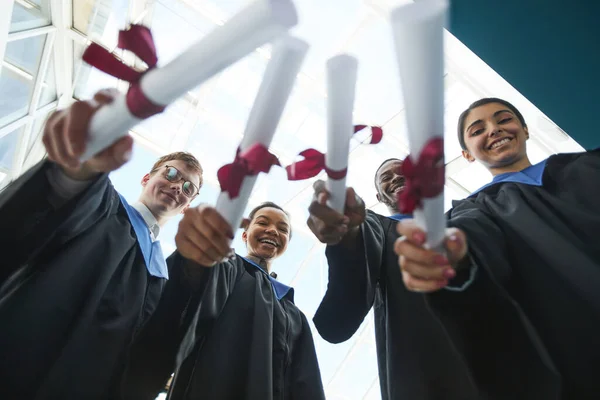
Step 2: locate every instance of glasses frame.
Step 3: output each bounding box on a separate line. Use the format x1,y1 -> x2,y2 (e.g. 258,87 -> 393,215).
163,165 -> 200,198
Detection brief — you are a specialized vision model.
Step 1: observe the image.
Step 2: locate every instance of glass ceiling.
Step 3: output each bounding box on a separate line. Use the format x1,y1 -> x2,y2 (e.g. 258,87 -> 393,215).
0,0 -> 586,399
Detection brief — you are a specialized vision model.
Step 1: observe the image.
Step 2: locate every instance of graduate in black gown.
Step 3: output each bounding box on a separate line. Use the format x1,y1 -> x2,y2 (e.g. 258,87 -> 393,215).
395,98 -> 600,399
0,89 -> 203,399
305,172 -> 477,399
120,202 -> 326,400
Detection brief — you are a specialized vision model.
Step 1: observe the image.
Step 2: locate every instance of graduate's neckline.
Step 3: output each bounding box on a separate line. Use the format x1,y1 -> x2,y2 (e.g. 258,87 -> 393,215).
469,158 -> 548,197
240,256 -> 293,301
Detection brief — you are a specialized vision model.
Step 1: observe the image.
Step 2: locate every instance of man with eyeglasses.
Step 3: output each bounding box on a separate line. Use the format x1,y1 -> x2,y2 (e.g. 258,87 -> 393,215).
0,89 -> 203,399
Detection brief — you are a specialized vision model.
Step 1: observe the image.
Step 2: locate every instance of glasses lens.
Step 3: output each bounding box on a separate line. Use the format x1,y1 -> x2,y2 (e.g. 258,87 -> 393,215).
182,181 -> 194,196
165,167 -> 178,182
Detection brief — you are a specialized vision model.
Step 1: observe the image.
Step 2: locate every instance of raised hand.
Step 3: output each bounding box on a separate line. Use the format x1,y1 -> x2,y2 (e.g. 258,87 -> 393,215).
394,219 -> 468,293
43,89 -> 133,180
175,205 -> 235,267
307,180 -> 366,245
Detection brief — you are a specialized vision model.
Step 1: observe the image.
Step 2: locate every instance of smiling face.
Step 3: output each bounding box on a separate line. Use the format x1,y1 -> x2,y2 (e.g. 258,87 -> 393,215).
242,207 -> 290,262
461,102 -> 530,174
138,159 -> 202,219
375,159 -> 404,212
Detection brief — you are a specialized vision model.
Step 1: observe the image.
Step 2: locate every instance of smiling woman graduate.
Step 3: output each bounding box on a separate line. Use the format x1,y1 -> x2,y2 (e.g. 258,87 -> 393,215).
121,201 -> 326,400
395,98 -> 600,399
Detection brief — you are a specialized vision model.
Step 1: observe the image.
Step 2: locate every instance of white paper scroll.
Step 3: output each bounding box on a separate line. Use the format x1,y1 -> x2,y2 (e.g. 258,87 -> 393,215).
80,0 -> 298,161
324,55 -> 359,213
390,0 -> 448,250
215,35 -> 309,233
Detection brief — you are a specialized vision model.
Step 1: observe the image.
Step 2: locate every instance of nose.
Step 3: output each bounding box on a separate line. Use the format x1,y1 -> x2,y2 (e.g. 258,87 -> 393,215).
170,182 -> 182,194
489,123 -> 502,137
264,225 -> 278,236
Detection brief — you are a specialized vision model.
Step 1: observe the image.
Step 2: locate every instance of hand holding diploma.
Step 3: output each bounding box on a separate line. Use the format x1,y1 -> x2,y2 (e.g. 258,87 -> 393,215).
79,0 -> 299,161
284,55 -> 383,211
389,0 -> 448,251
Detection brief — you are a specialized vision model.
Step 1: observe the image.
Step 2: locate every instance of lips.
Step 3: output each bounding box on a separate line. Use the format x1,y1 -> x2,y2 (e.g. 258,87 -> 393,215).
487,137 -> 512,150
161,191 -> 178,202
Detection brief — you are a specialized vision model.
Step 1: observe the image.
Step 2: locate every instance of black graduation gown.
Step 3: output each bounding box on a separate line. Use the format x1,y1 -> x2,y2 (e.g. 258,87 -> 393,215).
0,161 -> 168,400
426,149 -> 600,399
313,210 -> 478,400
120,253 -> 326,400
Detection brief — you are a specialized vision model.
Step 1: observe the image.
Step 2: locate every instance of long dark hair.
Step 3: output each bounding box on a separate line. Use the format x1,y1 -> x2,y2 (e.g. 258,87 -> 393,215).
457,98 -> 527,151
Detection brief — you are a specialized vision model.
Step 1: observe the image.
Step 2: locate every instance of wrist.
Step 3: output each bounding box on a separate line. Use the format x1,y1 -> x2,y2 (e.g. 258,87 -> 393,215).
59,162 -> 100,181
454,253 -> 472,272
338,225 -> 361,247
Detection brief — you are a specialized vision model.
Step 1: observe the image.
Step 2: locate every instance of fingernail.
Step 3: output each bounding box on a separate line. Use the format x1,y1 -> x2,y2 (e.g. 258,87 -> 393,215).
413,232 -> 425,243
435,255 -> 449,265
342,216 -> 350,224
338,225 -> 348,233
122,150 -> 132,162
443,268 -> 456,279
449,234 -> 460,244
438,279 -> 449,288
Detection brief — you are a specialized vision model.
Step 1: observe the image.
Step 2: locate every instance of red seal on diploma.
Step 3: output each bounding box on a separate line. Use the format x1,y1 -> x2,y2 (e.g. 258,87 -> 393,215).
398,137 -> 445,214
218,144 -> 281,199
82,25 -> 166,119
285,125 -> 383,181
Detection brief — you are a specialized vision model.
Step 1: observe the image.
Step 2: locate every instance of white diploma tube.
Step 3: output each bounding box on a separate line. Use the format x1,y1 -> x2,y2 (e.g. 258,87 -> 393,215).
390,0 -> 448,250
324,54 -> 358,214
81,0 -> 299,161
215,36 -> 309,233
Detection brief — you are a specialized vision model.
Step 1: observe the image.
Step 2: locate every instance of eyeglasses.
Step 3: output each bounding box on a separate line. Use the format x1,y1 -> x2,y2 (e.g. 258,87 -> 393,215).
163,165 -> 199,198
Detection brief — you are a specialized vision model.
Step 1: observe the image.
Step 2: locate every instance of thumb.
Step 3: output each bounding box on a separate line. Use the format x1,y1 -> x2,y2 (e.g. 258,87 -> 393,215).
240,217 -> 250,229
445,228 -> 468,265
93,135 -> 133,172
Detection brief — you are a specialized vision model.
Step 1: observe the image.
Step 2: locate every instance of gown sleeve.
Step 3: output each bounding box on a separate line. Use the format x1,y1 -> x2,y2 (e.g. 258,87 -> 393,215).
0,160 -> 114,286
425,204 -> 561,398
313,210 -> 385,343
119,253 -> 242,399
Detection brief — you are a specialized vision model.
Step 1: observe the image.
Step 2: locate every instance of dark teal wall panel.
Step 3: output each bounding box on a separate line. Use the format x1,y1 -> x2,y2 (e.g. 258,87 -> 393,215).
448,0 -> 600,149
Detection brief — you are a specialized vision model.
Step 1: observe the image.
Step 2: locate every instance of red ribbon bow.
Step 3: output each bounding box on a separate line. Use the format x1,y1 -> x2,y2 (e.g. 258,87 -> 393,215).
218,144 -> 281,199
397,137 -> 445,214
82,24 -> 165,119
285,125 -> 383,180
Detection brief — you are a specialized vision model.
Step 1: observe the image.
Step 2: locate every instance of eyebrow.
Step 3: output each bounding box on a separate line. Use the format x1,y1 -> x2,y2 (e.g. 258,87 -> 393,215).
466,109 -> 514,132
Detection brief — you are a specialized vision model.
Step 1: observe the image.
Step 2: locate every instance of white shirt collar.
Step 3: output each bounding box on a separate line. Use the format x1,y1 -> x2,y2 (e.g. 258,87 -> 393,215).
132,201 -> 160,240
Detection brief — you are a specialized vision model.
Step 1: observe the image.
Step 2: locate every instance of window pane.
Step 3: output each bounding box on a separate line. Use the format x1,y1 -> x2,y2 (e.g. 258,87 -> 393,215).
10,0 -> 52,33
38,52 -> 57,108
0,35 -> 47,128
0,127 -> 24,170
72,0 -> 129,48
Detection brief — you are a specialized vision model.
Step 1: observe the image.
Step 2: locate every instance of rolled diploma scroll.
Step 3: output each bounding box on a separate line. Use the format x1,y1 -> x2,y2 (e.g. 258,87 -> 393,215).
80,0 -> 298,161
215,36 -> 309,233
324,55 -> 359,213
390,0 -> 448,250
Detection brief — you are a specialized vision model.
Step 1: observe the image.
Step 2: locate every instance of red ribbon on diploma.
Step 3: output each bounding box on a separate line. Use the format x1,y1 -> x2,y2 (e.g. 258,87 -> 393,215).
82,25 -> 165,119
218,144 -> 281,199
398,137 -> 445,214
286,125 -> 383,181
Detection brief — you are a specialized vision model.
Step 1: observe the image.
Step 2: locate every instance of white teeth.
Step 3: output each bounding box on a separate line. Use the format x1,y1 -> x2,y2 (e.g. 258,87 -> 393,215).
260,239 -> 277,247
490,138 -> 510,149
